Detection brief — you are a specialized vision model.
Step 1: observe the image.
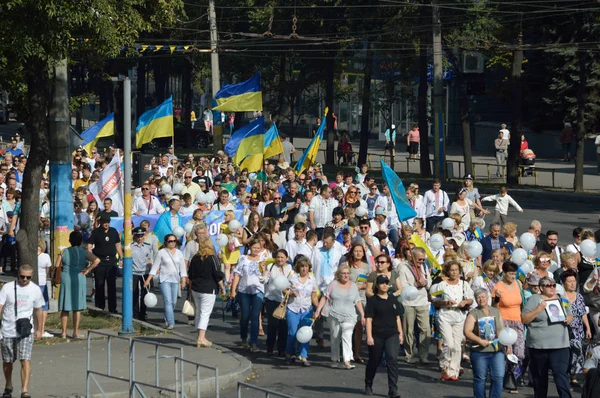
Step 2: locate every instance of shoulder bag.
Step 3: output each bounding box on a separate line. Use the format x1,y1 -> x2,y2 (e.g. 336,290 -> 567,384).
273,290 -> 290,320
181,287 -> 195,317
14,282 -> 32,338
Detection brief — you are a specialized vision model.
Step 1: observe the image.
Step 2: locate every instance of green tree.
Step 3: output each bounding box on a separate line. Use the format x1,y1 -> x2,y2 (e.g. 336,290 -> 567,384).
0,0 -> 183,276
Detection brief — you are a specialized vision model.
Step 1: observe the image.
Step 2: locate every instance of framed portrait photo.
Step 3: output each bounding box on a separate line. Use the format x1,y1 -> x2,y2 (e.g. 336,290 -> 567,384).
545,299 -> 566,324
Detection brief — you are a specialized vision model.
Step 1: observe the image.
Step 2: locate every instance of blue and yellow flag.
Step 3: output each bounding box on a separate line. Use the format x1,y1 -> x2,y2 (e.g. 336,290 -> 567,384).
409,233 -> 442,273
295,109 -> 326,175
239,123 -> 284,172
380,158 -> 417,222
136,96 -> 174,148
232,122 -> 265,166
225,116 -> 264,159
81,113 -> 114,155
214,73 -> 262,112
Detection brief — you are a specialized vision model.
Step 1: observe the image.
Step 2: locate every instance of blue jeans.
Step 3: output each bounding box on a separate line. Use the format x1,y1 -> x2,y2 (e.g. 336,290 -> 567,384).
238,292 -> 264,345
471,350 -> 505,398
159,282 -> 179,327
388,228 -> 400,249
286,309 -> 313,359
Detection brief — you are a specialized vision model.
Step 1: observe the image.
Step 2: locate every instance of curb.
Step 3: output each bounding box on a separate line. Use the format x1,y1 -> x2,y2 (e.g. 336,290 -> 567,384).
87,306 -> 252,398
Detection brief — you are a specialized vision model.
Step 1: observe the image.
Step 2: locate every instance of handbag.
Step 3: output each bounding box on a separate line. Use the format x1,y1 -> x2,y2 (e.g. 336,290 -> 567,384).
273,291 -> 290,320
321,282 -> 335,317
181,289 -> 195,317
14,282 -> 32,338
503,361 -> 518,390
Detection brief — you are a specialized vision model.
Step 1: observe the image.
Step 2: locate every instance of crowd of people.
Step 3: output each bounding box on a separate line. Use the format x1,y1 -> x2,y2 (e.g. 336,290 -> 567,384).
1,137 -> 600,398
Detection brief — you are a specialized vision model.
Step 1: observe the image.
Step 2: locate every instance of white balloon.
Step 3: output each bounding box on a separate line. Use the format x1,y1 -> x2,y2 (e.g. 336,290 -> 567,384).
296,326 -> 313,344
215,234 -> 228,248
400,286 -> 419,302
520,232 -> 536,251
195,192 -> 205,203
519,259 -> 534,275
144,292 -> 158,308
580,239 -> 596,258
134,188 -> 143,198
244,214 -> 250,226
441,218 -> 455,230
555,284 -> 565,296
429,234 -> 444,251
172,226 -> 184,238
184,222 -> 194,235
272,275 -> 290,291
359,199 -> 368,209
173,183 -> 184,194
161,184 -> 172,194
200,192 -> 212,204
511,248 -> 528,266
467,241 -> 483,258
547,260 -> 559,274
355,207 -> 367,217
498,327 -> 518,346
229,220 -> 242,232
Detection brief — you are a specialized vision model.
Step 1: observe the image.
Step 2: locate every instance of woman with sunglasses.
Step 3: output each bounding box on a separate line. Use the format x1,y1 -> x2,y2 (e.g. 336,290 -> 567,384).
492,261 -> 525,392
366,254 -> 402,299
532,251 -> 554,281
144,234 -> 188,330
522,276 -> 574,398
344,187 -> 361,209
315,264 -> 366,369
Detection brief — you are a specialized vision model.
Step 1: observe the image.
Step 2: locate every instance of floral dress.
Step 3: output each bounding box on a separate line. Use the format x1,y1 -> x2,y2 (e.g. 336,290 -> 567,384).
568,292 -> 587,375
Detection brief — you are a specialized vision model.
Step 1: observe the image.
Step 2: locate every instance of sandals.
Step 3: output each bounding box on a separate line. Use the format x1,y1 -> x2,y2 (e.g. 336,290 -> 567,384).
21,393 -> 30,398
2,387 -> 12,398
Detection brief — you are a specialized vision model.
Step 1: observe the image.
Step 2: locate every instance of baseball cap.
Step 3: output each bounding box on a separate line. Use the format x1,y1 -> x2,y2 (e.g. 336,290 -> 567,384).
376,274 -> 390,285
99,214 -> 111,222
133,227 -> 146,235
375,207 -> 387,217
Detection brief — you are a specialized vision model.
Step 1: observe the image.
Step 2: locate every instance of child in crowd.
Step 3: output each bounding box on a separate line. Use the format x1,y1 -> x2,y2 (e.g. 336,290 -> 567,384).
481,186 -> 523,227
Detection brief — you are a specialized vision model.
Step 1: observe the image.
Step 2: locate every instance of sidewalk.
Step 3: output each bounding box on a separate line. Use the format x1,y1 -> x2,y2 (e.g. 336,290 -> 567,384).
0,273 -> 251,398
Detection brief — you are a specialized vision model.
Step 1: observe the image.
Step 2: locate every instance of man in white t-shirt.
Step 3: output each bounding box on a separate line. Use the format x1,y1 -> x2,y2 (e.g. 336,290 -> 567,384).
500,123 -> 510,147
0,264 -> 44,397
281,135 -> 296,164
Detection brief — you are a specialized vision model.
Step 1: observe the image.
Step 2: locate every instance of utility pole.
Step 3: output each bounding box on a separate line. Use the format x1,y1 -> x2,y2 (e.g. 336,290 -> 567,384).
209,0 -> 223,151
432,0 -> 446,180
120,77 -> 135,335
49,59 -> 73,282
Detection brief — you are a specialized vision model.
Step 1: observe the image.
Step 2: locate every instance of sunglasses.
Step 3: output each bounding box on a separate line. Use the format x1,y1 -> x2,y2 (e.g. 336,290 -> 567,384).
416,258 -> 426,262
274,198 -> 281,200
166,239 -> 177,243
184,176 -> 192,179
541,283 -> 557,288
19,275 -> 32,280
539,258 -> 551,263
349,191 -> 357,194
376,261 -> 388,264
142,187 -> 150,191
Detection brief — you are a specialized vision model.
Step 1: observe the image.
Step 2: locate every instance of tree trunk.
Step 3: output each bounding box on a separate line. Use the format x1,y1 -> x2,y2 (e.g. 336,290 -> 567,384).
17,59 -> 50,281
458,72 -> 473,176
325,56 -> 335,165
574,50 -> 587,192
418,41 -> 432,177
507,32 -> 523,186
358,43 -> 374,166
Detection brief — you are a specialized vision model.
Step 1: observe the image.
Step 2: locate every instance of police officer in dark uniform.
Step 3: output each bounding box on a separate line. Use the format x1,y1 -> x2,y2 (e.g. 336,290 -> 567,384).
132,227 -> 153,321
87,214 -> 122,313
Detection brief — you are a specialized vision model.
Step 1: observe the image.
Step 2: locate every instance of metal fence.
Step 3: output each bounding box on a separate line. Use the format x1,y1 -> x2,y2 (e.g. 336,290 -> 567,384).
236,382 -> 295,398
86,330 -> 219,398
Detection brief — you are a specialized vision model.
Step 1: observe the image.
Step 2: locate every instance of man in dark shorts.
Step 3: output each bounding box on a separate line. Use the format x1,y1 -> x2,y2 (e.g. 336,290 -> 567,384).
0,264 -> 44,398
87,214 -> 123,313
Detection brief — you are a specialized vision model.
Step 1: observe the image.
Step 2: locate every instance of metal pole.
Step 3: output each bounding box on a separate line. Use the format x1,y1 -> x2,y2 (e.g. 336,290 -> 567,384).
120,77 -> 135,335
209,0 -> 223,151
432,0 -> 446,180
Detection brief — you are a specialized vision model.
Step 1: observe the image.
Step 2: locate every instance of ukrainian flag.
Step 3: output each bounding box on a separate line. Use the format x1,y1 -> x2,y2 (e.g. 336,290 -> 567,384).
232,121 -> 265,167
380,158 -> 418,222
409,233 -> 442,274
81,113 -> 114,155
135,96 -> 174,148
214,73 -> 263,112
295,109 -> 326,175
225,116 -> 264,159
239,123 -> 284,172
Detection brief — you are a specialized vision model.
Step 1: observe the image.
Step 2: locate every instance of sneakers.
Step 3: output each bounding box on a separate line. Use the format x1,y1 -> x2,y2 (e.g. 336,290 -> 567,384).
240,340 -> 249,349
249,345 -> 259,353
406,357 -> 419,364
364,384 -> 373,396
42,332 -> 53,338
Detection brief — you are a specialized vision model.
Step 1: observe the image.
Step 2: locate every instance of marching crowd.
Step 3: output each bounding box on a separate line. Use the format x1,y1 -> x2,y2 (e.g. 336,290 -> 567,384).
1,140 -> 600,398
